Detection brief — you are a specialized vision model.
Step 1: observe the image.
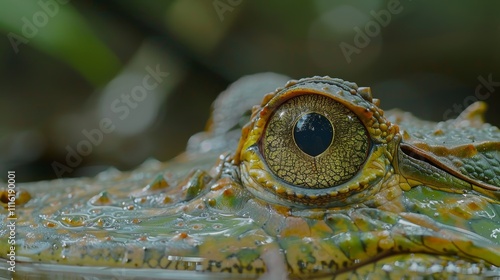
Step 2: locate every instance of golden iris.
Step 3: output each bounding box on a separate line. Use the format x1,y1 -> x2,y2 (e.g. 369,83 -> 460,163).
261,94 -> 370,189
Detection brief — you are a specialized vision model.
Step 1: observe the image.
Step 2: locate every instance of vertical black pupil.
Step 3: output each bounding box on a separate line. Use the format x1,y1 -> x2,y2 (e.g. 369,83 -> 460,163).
293,113 -> 333,157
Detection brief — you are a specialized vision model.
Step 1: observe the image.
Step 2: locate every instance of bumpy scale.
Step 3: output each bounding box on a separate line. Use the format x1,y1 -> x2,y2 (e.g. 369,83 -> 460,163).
1,73 -> 499,279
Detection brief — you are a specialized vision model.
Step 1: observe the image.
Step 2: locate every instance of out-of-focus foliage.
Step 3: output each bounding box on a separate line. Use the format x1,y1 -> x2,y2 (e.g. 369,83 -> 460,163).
0,0 -> 499,182
0,0 -> 121,85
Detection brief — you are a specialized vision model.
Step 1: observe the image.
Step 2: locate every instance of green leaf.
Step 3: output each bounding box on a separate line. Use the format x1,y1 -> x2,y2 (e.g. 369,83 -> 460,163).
0,0 -> 121,86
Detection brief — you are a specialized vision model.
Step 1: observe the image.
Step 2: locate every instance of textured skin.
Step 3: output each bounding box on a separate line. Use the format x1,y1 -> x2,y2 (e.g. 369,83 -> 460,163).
1,74 -> 499,279
388,103 -> 500,190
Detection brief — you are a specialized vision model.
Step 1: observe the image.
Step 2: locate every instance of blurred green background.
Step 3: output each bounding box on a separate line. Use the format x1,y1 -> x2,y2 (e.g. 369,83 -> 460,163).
1,0 -> 499,182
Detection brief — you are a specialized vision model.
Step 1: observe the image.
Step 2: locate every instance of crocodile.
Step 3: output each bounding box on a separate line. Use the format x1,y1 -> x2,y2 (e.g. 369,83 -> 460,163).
1,73 -> 499,279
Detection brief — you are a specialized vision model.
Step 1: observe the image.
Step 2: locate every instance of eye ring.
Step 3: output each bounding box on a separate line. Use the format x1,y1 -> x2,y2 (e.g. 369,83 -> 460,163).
236,76 -> 397,208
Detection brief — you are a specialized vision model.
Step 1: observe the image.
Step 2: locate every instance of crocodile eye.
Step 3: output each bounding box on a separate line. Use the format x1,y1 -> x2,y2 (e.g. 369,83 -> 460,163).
262,94 -> 369,188
237,77 -> 396,208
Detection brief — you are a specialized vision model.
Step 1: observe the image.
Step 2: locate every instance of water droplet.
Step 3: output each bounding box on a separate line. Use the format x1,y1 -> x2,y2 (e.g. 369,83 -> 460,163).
191,224 -> 203,230
60,215 -> 87,227
207,198 -> 216,207
124,205 -> 134,210
45,221 -> 57,228
212,223 -> 223,230
89,191 -> 114,206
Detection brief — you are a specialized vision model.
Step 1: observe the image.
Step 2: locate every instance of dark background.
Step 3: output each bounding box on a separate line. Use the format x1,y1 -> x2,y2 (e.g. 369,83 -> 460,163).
1,0 -> 499,182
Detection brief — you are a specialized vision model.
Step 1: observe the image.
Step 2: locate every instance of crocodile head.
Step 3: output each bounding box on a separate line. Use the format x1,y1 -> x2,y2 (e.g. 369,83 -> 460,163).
1,73 -> 499,279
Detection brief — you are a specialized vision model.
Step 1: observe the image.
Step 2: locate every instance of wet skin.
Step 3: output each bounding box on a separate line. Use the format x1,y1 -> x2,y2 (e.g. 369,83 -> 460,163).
1,73 -> 499,279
